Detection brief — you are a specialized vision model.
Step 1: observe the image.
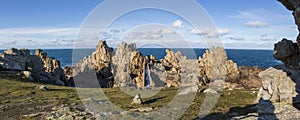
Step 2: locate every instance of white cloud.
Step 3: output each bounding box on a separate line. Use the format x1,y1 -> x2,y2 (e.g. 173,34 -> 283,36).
0,27 -> 79,36
172,20 -> 184,28
229,10 -> 262,20
260,34 -> 277,41
244,21 -> 270,28
2,40 -> 17,46
124,32 -> 164,40
124,28 -> 175,40
226,36 -> 245,41
191,28 -> 230,38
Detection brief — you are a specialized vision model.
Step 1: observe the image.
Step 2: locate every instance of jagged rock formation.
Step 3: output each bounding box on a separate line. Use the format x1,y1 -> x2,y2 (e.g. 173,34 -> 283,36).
161,49 -> 182,87
0,48 -> 67,86
35,49 -> 67,86
129,51 -> 145,88
198,47 -> 240,84
111,42 -> 137,87
92,41 -> 113,79
72,40 -> 114,88
160,49 -> 200,87
162,49 -> 181,73
274,38 -> 300,68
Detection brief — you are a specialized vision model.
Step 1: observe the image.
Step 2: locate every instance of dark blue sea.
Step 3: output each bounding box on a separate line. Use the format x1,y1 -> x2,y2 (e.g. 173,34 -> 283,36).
0,49 -> 282,68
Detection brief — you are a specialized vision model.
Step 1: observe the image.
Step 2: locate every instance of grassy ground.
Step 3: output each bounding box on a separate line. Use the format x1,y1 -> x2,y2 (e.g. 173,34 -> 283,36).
0,74 -> 258,120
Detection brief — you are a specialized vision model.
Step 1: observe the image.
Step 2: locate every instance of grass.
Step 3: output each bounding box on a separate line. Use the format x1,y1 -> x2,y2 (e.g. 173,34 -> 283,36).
0,74 -> 258,120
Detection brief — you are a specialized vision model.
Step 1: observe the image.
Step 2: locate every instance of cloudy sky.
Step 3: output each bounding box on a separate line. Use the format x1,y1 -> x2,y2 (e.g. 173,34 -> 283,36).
0,0 -> 297,49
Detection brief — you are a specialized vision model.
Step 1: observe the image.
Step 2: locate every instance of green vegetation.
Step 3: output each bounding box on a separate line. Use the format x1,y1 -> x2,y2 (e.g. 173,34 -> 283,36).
0,74 -> 258,119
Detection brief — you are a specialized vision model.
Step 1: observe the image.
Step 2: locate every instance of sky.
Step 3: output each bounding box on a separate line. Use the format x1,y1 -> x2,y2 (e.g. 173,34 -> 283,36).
0,0 -> 297,49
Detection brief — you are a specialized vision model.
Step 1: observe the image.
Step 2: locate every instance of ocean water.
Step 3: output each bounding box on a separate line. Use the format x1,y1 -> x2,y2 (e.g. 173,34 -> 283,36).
0,49 -> 281,68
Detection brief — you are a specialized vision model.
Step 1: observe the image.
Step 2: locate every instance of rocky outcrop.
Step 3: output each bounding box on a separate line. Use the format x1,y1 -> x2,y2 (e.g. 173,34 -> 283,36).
92,41 -> 113,80
72,40 -> 114,88
111,42 -> 137,87
0,48 -> 43,72
257,67 -> 297,104
198,47 -> 240,84
129,51 -> 145,88
162,49 -> 181,73
0,48 -> 66,86
161,49 -> 182,87
147,62 -> 166,87
274,39 -> 300,68
35,49 -> 66,86
160,49 -> 200,87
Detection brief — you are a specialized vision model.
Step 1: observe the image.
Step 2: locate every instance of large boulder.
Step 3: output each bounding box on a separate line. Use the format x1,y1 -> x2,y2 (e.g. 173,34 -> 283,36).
257,67 -> 297,104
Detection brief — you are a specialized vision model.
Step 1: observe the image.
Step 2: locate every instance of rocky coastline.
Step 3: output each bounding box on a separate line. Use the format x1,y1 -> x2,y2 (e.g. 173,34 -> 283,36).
0,42 -> 265,90
1,0 -> 300,119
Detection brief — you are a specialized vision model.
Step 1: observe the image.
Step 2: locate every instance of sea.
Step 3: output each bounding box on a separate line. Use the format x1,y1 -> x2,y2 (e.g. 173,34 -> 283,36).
0,48 -> 282,68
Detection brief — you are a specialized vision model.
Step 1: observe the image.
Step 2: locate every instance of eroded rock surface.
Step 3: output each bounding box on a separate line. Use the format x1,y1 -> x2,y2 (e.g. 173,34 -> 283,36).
257,67 -> 297,104
0,48 -> 67,86
198,47 -> 240,84
130,51 -> 145,88
112,42 -> 137,87
72,40 -> 114,88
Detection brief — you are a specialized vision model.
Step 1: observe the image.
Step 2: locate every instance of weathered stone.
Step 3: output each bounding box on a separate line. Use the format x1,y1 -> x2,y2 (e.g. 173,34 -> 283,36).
22,71 -> 33,80
0,48 -> 66,86
273,39 -> 300,68
148,63 -> 167,87
257,67 -> 297,104
132,94 -> 143,104
161,49 -> 183,87
111,42 -> 137,87
92,41 -> 113,78
36,85 -> 48,91
130,51 -> 145,88
198,47 -> 240,83
35,49 -> 66,86
4,48 -> 30,56
161,49 -> 181,73
72,40 -> 114,88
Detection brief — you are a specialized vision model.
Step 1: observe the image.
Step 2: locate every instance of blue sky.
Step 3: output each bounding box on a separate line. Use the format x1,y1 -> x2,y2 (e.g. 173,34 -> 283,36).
0,0 -> 297,49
